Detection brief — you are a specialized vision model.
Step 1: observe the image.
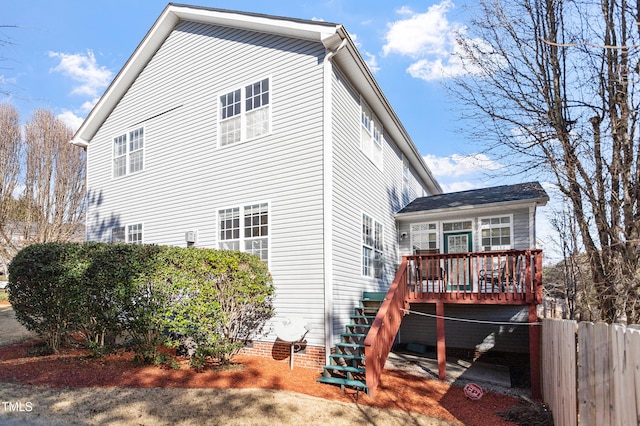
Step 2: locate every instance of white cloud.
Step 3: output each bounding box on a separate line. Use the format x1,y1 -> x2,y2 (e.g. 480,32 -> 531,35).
382,0 -> 457,58
423,153 -> 503,178
311,17 -> 325,22
382,1 -> 489,81
395,6 -> 414,16
49,50 -> 113,98
57,110 -> 84,132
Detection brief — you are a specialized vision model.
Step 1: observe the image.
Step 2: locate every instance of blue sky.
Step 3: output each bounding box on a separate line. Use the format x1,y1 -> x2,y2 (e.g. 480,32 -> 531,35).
1,1 -> 559,257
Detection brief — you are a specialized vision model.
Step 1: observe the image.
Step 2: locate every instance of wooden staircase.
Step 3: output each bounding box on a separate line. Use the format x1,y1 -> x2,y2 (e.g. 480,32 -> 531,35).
317,292 -> 386,395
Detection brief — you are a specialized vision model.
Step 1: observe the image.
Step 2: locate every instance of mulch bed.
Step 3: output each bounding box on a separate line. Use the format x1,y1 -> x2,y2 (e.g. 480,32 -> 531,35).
0,338 -> 521,425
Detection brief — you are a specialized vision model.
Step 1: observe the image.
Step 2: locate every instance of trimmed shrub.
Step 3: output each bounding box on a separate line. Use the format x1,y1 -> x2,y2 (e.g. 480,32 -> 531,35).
160,249 -> 274,365
8,242 -> 275,365
8,242 -> 92,352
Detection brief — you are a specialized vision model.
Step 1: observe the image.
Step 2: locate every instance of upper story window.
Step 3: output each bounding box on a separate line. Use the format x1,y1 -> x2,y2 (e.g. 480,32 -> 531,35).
480,215 -> 513,251
362,213 -> 383,279
219,78 -> 270,147
111,223 -> 143,244
360,101 -> 383,169
113,127 -> 144,178
402,157 -> 410,205
218,203 -> 269,262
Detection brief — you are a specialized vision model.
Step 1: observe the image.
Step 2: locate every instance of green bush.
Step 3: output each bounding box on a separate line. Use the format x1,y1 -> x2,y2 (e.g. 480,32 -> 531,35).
8,243 -> 91,352
160,249 -> 274,365
8,242 -> 275,365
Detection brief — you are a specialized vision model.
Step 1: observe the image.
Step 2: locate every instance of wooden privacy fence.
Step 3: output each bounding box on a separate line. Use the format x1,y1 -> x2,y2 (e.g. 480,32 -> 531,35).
542,318 -> 640,426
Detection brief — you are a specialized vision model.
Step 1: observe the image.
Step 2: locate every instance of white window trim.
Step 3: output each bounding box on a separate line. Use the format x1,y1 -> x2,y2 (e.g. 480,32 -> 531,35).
217,202 -> 270,265
361,212 -> 383,279
478,214 -> 514,251
217,76 -> 272,148
111,222 -> 144,244
112,126 -> 145,179
360,98 -> 383,170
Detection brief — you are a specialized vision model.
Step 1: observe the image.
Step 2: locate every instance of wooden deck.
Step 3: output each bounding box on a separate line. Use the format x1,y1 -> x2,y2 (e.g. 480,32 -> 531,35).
405,249 -> 543,305
364,249 -> 543,399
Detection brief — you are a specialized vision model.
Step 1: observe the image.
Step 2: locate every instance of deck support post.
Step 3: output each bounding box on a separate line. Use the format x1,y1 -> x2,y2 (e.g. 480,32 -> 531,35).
528,303 -> 541,400
436,301 -> 446,380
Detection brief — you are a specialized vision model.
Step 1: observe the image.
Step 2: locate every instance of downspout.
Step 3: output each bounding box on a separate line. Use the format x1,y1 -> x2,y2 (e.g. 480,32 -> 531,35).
323,37 -> 348,364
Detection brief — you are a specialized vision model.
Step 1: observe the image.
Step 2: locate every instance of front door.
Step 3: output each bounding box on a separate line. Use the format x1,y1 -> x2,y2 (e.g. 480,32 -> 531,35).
444,231 -> 472,290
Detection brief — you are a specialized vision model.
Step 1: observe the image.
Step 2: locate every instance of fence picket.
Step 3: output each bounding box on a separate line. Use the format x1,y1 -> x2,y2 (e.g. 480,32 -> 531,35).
578,322 -> 595,426
543,320 -> 640,426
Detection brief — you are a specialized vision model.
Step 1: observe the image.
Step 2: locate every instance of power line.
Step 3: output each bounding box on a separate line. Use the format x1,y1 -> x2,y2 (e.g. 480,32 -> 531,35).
401,308 -> 541,326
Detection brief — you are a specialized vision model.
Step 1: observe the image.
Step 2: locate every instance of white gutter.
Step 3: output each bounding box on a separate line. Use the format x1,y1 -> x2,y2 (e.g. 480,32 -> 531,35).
322,36 -> 347,365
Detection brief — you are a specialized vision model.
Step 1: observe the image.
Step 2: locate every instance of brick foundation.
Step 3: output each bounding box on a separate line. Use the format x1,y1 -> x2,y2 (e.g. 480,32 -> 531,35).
239,340 -> 326,371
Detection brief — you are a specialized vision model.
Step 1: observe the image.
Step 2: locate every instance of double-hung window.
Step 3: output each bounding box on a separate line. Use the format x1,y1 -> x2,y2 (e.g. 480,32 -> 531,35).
219,203 -> 269,262
362,213 -> 383,278
410,223 -> 438,252
219,78 -> 270,147
480,216 -> 513,251
111,223 -> 143,244
360,101 -> 383,169
113,127 -> 144,178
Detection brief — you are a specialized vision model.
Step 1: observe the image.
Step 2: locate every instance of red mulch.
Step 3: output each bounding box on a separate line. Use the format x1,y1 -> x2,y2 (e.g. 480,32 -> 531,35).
0,338 -> 520,425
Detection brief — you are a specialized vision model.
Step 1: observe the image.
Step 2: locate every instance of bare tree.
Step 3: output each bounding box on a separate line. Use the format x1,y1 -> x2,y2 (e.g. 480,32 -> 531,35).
23,109 -> 86,243
451,0 -> 640,323
0,107 -> 86,272
0,104 -> 22,273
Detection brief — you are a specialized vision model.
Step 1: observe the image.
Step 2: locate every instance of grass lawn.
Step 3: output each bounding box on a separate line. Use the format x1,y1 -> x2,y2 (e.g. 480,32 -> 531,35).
0,291 -> 8,303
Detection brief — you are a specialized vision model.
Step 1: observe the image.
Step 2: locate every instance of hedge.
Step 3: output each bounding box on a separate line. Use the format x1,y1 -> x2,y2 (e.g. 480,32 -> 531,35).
8,242 -> 274,364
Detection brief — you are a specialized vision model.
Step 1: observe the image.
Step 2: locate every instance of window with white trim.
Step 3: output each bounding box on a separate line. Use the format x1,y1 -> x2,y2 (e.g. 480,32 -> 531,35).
410,223 -> 438,252
218,203 -> 269,262
113,127 -> 144,178
111,223 -> 143,244
480,216 -> 512,250
360,101 -> 383,169
219,78 -> 270,147
402,157 -> 410,205
362,213 -> 383,278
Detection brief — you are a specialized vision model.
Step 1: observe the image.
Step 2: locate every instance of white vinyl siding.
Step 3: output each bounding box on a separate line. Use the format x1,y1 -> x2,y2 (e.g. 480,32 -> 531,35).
219,77 -> 270,147
112,127 -> 144,178
84,22 -> 327,346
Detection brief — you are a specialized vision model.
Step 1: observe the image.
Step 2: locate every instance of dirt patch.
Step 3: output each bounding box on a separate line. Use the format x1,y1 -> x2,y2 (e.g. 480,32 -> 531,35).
0,305 -> 520,425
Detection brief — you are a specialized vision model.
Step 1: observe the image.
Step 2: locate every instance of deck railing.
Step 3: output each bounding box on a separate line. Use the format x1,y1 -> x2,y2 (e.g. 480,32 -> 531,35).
405,249 -> 543,304
363,249 -> 543,396
363,257 -> 409,398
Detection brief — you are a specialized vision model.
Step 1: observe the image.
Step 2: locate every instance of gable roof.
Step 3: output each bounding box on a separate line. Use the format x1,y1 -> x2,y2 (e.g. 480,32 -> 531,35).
397,181 -> 549,216
69,3 -> 441,194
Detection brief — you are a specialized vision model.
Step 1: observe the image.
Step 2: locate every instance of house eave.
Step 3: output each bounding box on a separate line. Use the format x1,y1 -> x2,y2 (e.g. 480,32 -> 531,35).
395,198 -> 548,221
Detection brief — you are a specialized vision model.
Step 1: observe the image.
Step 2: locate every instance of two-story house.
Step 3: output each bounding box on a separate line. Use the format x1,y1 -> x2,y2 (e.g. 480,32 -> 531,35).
71,4 -> 547,397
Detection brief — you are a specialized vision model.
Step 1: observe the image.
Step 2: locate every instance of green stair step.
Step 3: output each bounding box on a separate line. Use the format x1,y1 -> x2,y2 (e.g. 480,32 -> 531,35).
341,333 -> 367,340
330,353 -> 365,362
316,376 -> 368,391
323,365 -> 365,375
362,292 -> 386,302
336,342 -> 363,349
